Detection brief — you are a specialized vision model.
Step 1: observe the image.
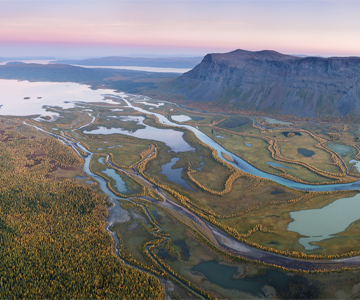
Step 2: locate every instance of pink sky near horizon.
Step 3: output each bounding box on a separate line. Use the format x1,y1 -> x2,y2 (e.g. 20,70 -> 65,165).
1,0 -> 360,58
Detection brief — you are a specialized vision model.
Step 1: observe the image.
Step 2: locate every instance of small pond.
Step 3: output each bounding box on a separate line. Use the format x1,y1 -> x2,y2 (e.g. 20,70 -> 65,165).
298,148 -> 315,157
171,115 -> 192,122
218,117 -> 250,129
173,240 -> 190,259
245,143 -> 251,147
264,117 -> 292,125
281,131 -> 301,137
101,168 -> 127,193
160,157 -> 196,191
192,260 -> 290,296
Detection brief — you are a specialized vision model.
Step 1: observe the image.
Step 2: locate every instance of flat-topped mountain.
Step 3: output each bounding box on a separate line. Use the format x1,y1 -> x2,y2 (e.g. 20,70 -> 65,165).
170,49 -> 360,117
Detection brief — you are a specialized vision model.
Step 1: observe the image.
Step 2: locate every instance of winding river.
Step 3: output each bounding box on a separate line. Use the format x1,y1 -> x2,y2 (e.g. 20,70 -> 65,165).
115,96 -> 360,192
12,81 -> 360,296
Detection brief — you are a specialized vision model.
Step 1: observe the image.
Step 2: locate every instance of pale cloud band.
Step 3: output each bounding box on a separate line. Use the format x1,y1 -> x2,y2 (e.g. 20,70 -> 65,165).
0,0 -> 359,57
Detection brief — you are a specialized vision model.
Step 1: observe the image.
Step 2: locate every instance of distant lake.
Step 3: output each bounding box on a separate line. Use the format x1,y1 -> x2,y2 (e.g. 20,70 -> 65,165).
0,61 -> 190,73
171,115 -> 192,122
0,79 -> 121,118
263,117 -> 292,125
69,64 -> 190,73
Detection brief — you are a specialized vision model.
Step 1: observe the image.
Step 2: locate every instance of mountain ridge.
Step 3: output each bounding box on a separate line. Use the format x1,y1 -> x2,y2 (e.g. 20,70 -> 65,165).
170,49 -> 360,117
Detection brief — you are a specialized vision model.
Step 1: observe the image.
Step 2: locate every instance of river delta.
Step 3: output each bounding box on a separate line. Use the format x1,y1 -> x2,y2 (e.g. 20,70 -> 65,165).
3,79 -> 360,298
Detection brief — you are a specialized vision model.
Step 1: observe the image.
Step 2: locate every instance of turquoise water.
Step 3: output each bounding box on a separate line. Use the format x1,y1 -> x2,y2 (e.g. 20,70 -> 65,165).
160,157 -> 196,191
101,168 -> 127,193
288,193 -> 360,250
327,143 -> 353,157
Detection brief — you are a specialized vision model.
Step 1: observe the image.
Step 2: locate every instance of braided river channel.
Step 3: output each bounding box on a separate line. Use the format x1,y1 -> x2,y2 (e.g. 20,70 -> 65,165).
3,79 -> 360,297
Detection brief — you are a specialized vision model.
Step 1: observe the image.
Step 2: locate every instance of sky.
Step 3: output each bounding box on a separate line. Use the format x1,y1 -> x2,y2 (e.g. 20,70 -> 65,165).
1,0 -> 360,58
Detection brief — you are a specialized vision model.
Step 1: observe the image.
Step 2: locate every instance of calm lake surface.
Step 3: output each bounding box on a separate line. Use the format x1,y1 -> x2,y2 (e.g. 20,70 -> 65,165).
288,193 -> 360,250
192,260 -> 290,296
84,116 -> 194,153
0,79 -> 120,117
171,115 -> 192,122
327,143 -> 354,157
160,157 -> 196,191
101,168 -> 127,193
298,148 -> 315,157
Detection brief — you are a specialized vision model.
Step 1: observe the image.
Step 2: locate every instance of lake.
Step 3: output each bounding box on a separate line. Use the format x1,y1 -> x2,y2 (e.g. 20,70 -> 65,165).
160,157 -> 196,191
288,193 -> 360,250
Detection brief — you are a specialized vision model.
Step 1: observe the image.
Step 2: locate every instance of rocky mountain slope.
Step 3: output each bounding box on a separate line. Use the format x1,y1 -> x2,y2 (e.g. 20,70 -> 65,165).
169,49 -> 360,117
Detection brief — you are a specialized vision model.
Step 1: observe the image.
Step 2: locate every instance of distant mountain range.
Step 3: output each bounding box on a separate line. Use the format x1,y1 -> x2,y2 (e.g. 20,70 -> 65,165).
168,49 -> 360,117
0,56 -> 55,62
53,56 -> 202,68
2,50 -> 360,119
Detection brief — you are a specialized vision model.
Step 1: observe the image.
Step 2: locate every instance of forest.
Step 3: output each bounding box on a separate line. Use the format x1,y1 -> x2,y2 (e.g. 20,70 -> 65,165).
0,120 -> 165,299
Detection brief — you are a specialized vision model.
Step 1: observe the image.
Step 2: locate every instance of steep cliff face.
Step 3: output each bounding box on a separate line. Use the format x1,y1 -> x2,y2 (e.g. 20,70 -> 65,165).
171,49 -> 360,117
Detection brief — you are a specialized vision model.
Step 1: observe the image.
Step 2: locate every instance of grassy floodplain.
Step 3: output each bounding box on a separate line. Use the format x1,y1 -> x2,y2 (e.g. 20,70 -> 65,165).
7,93 -> 360,299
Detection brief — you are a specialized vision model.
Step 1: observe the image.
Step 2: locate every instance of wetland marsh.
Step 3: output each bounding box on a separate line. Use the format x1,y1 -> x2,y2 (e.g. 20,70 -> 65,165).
4,78 -> 360,298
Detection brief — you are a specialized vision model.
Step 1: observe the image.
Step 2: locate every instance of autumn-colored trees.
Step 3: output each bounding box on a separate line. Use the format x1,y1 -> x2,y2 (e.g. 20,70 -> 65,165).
0,125 -> 165,299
